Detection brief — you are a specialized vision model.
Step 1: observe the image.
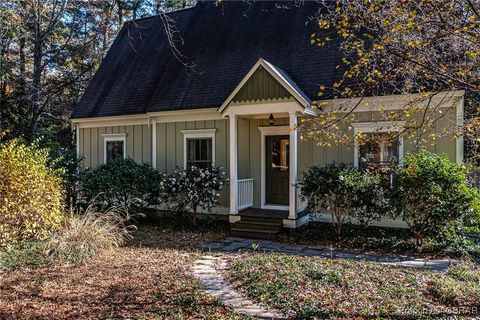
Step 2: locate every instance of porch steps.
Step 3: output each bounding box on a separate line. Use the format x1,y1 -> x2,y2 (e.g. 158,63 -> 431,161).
230,216 -> 283,240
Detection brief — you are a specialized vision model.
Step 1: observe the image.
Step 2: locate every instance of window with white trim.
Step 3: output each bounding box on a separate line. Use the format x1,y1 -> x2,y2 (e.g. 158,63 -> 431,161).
353,122 -> 404,174
102,134 -> 126,163
182,129 -> 216,169
358,133 -> 400,173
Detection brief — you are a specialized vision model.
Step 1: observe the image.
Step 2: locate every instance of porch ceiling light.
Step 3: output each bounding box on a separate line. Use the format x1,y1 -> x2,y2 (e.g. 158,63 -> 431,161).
269,113 -> 275,125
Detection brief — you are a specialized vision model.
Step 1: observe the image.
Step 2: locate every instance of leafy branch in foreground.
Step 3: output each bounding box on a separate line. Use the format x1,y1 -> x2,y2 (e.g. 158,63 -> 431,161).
300,0 -> 480,153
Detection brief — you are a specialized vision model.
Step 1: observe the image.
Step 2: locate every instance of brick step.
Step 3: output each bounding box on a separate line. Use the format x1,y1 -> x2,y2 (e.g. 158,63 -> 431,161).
233,221 -> 282,232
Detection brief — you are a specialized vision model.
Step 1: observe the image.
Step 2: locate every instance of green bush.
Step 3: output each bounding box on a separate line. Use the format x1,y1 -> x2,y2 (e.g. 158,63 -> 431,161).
394,151 -> 479,247
160,165 -> 227,225
0,241 -> 50,272
79,158 -> 163,212
0,139 -> 63,247
299,163 -> 388,235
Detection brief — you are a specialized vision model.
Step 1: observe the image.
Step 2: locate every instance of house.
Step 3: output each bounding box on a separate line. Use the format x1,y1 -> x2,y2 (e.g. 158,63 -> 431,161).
71,1 -> 464,235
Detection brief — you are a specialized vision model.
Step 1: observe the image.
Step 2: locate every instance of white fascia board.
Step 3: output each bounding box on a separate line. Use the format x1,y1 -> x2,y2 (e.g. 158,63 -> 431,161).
319,90 -> 465,113
223,101 -> 304,117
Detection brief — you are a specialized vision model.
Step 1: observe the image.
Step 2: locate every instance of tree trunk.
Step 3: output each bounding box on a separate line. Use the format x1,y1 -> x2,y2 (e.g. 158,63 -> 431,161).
192,205 -> 197,226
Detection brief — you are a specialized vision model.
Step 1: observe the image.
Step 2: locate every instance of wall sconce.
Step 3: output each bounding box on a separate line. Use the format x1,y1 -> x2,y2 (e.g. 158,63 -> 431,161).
268,113 -> 275,125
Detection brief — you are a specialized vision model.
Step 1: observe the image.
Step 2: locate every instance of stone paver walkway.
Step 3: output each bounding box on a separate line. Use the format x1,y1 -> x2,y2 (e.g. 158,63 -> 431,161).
192,254 -> 286,319
204,237 -> 455,271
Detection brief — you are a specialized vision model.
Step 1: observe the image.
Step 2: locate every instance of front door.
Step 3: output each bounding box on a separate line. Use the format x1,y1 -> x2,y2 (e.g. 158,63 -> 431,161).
266,135 -> 289,205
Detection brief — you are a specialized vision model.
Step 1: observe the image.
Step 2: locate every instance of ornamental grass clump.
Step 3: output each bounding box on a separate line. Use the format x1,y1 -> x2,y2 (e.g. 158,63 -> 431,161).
0,139 -> 63,247
44,205 -> 137,262
160,165 -> 227,225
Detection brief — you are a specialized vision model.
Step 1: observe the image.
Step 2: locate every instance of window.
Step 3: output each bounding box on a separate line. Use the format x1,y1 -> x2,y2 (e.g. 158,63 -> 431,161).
353,122 -> 404,174
271,137 -> 289,171
358,133 -> 400,173
182,129 -> 216,169
186,138 -> 212,169
102,134 -> 126,163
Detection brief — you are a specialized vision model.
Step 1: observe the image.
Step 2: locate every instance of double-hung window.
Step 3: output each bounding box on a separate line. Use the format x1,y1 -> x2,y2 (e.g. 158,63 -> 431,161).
353,122 -> 405,174
102,133 -> 127,163
182,129 -> 216,169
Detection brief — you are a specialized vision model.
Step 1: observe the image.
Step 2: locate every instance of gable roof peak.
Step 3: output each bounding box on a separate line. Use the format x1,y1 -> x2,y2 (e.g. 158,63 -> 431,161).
219,58 -> 311,113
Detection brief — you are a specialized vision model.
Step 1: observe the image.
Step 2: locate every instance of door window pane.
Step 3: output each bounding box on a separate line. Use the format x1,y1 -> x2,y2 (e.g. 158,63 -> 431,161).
186,138 -> 212,169
271,138 -> 289,172
106,140 -> 124,162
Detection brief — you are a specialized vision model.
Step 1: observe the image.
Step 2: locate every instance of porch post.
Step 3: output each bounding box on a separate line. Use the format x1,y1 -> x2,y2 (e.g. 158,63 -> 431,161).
151,119 -> 157,169
288,111 -> 298,220
229,114 -> 238,214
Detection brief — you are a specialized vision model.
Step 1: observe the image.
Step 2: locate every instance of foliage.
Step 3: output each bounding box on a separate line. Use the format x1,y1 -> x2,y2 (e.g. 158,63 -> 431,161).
299,163 -> 388,234
229,254 -> 480,319
44,206 -> 137,263
429,261 -> 480,306
0,139 -> 63,246
0,1 -> 195,142
284,222 -> 416,254
300,0 -> 479,148
393,151 -> 479,247
0,241 -> 50,272
160,165 -> 227,225
79,157 -> 163,212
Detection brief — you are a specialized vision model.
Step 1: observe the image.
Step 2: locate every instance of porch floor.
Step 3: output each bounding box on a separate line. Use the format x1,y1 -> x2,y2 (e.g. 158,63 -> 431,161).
238,208 -> 289,219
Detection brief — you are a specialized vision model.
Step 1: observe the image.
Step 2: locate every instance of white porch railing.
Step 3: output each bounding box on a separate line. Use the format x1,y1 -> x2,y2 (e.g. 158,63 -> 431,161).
237,178 -> 254,210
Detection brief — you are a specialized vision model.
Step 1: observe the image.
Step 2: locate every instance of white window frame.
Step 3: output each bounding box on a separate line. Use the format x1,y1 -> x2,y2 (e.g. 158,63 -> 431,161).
352,121 -> 405,169
181,129 -> 216,168
102,133 -> 127,164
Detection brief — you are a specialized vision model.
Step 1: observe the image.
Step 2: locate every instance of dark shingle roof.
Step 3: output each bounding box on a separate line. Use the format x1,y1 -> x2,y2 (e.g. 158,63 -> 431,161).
72,1 -> 344,119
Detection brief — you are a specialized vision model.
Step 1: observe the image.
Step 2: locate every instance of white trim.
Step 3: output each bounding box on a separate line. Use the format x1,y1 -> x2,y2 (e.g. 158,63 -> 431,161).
152,119 -> 157,169
289,111 -> 298,220
456,96 -> 464,164
352,121 -> 406,169
151,108 -> 222,123
102,133 -> 127,164
229,115 -> 238,214
319,90 -> 465,113
219,58 -> 310,114
72,108 -> 221,128
223,101 -> 304,117
75,125 -> 80,157
258,125 -> 290,210
181,129 -> 216,168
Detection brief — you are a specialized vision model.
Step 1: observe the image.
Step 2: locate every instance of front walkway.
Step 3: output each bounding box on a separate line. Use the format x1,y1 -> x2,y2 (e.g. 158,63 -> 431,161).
204,237 -> 455,271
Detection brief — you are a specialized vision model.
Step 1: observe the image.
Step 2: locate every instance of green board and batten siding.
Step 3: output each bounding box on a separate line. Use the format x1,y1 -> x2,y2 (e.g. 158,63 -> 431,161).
231,65 -> 294,104
78,124 -> 152,168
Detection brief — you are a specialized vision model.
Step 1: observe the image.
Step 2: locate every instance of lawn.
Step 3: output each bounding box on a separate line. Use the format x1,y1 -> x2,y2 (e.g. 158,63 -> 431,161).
0,223 -> 245,320
227,254 -> 480,319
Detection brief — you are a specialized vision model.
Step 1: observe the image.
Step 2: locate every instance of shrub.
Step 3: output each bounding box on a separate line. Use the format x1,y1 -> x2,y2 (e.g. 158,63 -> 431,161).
160,165 -> 227,225
79,158 -> 163,212
0,139 -> 63,247
299,163 -> 388,235
0,241 -> 50,272
393,151 -> 479,247
44,206 -> 136,262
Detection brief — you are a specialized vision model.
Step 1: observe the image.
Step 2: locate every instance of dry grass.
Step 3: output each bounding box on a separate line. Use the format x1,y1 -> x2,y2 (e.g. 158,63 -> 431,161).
44,206 -> 136,262
0,224 -> 242,319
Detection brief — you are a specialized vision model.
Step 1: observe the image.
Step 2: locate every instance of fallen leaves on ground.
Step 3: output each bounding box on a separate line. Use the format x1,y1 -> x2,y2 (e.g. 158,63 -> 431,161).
0,224 -> 242,320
